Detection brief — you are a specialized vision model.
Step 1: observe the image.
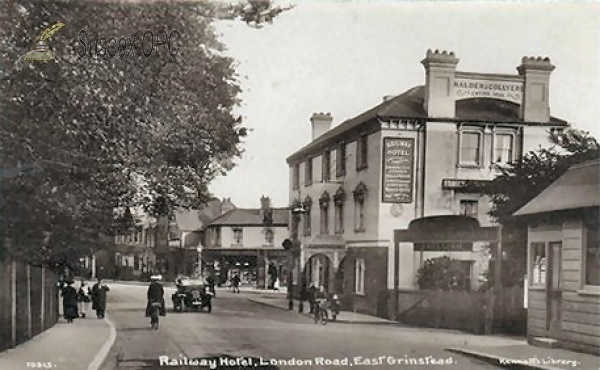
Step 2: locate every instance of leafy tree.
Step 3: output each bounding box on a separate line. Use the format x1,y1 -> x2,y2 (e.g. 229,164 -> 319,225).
417,256 -> 471,291
478,128 -> 600,287
0,0 -> 292,266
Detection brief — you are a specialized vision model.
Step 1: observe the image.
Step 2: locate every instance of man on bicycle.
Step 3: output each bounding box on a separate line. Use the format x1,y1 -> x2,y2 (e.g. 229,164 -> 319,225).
313,285 -> 330,321
146,275 -> 166,324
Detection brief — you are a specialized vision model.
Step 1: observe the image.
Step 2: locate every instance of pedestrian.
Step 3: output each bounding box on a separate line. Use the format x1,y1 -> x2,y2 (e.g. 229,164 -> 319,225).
231,273 -> 241,294
77,279 -> 91,318
61,279 -> 79,323
145,275 -> 166,319
206,274 -> 216,297
91,277 -> 110,319
307,283 -> 317,314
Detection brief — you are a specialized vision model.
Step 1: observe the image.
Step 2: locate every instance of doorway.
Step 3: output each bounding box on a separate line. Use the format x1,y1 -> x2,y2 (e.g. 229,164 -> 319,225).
546,242 -> 562,336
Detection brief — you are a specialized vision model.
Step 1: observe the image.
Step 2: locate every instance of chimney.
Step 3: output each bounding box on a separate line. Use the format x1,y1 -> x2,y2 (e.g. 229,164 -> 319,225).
517,56 -> 555,123
260,196 -> 273,226
421,49 -> 459,118
260,195 -> 271,210
221,198 -> 235,214
383,95 -> 395,102
310,113 -> 332,140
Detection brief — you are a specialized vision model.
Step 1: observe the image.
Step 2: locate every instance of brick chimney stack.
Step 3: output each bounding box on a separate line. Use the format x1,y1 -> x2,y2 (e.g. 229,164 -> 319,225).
310,113 -> 333,141
517,56 -> 555,123
421,49 -> 459,118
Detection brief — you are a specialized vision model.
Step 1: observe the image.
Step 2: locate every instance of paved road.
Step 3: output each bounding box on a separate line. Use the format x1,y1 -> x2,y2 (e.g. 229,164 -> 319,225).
101,283 -> 499,370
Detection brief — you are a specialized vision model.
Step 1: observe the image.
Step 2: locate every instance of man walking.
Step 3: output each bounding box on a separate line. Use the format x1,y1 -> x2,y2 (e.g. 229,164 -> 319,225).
77,279 -> 91,318
231,273 -> 241,294
91,278 -> 110,319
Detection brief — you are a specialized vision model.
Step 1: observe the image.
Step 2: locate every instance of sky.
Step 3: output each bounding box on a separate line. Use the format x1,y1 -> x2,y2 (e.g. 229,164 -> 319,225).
208,0 -> 600,209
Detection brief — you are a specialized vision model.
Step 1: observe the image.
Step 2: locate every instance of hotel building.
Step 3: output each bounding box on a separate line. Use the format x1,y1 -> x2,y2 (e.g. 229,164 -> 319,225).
286,49 -> 568,317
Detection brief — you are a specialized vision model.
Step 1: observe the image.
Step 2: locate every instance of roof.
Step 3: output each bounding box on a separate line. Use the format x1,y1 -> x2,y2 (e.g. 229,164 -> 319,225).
514,160 -> 600,216
173,199 -> 233,231
207,208 -> 289,227
287,86 -> 568,162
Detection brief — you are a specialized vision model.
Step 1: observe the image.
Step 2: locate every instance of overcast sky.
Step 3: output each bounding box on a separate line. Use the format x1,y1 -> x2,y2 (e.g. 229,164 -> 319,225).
208,0 -> 600,209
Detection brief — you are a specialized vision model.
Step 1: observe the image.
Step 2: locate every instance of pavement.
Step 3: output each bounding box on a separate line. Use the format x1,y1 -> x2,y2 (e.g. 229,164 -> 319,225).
0,296 -> 116,370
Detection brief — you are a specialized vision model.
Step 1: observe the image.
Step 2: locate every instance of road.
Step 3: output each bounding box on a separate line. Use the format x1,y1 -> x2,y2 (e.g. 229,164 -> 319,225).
100,283 -> 499,370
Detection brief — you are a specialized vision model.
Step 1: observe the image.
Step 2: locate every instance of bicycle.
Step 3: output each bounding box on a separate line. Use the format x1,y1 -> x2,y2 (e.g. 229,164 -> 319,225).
314,299 -> 328,325
150,302 -> 161,330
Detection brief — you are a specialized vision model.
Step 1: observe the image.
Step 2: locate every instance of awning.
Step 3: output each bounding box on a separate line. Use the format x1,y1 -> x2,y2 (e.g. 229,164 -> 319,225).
395,215 -> 498,243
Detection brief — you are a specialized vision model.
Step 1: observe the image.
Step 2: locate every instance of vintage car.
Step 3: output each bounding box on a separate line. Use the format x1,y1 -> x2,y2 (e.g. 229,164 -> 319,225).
171,278 -> 212,313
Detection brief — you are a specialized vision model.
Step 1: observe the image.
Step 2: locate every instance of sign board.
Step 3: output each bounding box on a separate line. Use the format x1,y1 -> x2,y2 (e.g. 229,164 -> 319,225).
413,242 -> 473,252
382,137 -> 414,203
454,77 -> 523,104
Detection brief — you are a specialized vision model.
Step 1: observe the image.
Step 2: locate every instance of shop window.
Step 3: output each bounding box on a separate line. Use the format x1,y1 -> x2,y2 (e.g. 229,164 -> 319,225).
530,242 -> 547,286
322,151 -> 331,182
305,158 -> 313,186
355,258 -> 365,294
459,131 -> 482,166
356,135 -> 368,171
460,200 -> 479,217
292,164 -> 300,190
265,229 -> 274,245
585,223 -> 600,286
493,133 -> 514,164
232,227 -> 243,245
336,143 -> 346,177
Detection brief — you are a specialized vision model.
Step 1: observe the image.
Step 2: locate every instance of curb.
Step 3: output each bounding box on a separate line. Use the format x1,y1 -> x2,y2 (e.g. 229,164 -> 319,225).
87,313 -> 117,370
446,349 -> 563,370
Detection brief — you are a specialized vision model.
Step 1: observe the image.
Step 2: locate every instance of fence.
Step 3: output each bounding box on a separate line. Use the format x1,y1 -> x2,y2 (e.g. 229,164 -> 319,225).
395,286 -> 526,335
0,260 -> 59,352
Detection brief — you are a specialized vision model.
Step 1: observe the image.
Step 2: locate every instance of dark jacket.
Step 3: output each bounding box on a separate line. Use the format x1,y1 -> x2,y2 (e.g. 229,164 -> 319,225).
62,285 -> 79,319
231,275 -> 240,286
91,283 -> 109,311
145,282 -> 166,317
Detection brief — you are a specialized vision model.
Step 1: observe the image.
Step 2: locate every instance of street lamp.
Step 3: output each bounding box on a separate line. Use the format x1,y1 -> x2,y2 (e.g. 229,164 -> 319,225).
283,202 -> 306,311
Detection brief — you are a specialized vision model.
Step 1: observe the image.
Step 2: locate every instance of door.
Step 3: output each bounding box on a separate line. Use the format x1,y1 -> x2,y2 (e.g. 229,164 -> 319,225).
546,242 -> 563,336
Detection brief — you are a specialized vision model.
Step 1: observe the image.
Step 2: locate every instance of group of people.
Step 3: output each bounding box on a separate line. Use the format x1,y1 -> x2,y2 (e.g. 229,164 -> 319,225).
60,278 -> 110,323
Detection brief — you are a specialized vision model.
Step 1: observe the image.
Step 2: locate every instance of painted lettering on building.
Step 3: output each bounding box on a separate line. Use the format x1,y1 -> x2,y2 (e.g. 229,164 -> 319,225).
454,78 -> 523,104
382,137 -> 414,203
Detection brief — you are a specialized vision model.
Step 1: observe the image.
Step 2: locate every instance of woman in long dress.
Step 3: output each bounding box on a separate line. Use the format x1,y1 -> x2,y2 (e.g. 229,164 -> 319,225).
61,280 -> 79,323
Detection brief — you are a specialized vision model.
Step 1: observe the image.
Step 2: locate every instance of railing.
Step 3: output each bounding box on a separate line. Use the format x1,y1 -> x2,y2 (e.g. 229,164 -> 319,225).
0,260 -> 59,352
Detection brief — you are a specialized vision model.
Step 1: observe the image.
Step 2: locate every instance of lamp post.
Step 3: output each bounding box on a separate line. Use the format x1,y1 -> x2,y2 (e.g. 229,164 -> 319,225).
283,203 -> 306,310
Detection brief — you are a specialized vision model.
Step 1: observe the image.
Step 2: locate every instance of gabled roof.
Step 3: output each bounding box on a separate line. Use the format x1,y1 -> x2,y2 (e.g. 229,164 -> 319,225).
173,199 -> 233,232
287,86 -> 568,163
514,160 -> 600,216
207,208 -> 289,227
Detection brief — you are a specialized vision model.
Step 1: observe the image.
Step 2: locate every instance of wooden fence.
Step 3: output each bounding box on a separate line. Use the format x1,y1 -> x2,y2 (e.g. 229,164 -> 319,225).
395,286 -> 526,335
0,260 -> 59,352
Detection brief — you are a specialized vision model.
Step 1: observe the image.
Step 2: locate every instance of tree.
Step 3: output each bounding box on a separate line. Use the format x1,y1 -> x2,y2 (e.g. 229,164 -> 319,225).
0,0 -> 292,266
478,128 -> 600,287
417,256 -> 471,291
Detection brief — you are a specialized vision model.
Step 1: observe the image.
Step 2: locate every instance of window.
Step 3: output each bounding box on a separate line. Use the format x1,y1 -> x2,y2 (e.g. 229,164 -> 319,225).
322,151 -> 331,182
264,229 -> 274,245
356,135 -> 368,171
168,225 -> 179,240
355,258 -> 365,294
459,131 -> 482,166
334,188 -> 345,234
215,227 -> 222,247
460,200 -> 479,217
304,158 -> 313,186
319,192 -> 330,235
493,133 -> 514,164
303,197 -> 312,236
232,227 -> 243,245
585,222 -> 600,286
353,183 -> 367,232
336,143 -> 346,177
292,164 -> 300,190
530,242 -> 547,286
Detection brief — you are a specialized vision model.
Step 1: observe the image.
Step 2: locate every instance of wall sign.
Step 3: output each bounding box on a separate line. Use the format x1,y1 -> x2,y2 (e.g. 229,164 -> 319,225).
382,137 -> 414,203
454,77 -> 523,104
